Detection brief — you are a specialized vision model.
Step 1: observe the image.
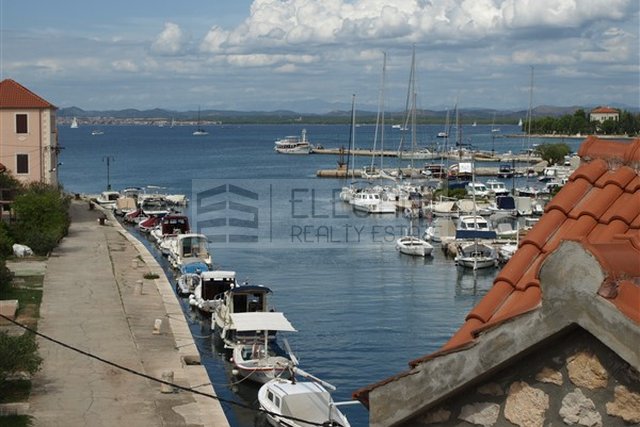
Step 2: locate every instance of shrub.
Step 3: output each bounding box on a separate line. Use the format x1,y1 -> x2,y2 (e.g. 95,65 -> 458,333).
0,222 -> 14,259
0,332 -> 42,385
10,183 -> 70,255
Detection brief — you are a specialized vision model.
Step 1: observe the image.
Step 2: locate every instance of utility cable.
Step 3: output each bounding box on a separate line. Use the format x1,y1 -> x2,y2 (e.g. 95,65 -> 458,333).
0,313 -> 345,427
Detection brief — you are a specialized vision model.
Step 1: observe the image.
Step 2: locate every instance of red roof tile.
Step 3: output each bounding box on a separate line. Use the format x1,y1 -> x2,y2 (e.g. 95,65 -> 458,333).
355,137 -> 640,408
0,79 -> 55,109
591,106 -> 619,114
441,136 -> 640,351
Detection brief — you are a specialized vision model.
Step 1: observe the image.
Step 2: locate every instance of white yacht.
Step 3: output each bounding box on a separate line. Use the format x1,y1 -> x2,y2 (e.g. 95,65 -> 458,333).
274,129 -> 312,154
167,233 -> 212,270
351,190 -> 396,214
485,180 -> 510,197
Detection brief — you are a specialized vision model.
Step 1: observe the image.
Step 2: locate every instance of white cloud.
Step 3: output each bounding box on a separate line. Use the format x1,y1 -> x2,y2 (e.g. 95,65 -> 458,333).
200,0 -> 633,53
112,59 -> 139,72
151,22 -> 186,55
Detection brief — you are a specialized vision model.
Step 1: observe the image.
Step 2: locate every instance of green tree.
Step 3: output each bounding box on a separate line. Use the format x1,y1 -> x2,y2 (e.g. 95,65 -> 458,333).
11,183 -> 70,255
0,332 -> 42,384
535,143 -> 571,166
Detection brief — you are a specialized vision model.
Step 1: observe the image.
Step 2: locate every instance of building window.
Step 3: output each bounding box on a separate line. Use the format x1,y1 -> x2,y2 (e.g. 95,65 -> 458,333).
16,154 -> 29,174
16,114 -> 28,134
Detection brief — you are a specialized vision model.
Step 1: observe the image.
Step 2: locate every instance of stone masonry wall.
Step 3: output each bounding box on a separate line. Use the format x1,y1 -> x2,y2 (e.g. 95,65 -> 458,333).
409,328 -> 639,427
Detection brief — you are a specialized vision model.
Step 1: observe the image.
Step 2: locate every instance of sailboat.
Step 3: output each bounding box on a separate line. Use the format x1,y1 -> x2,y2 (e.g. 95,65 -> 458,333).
193,107 -> 208,136
396,48 -> 434,257
70,117 -> 79,129
454,156 -> 498,270
362,53 -> 387,180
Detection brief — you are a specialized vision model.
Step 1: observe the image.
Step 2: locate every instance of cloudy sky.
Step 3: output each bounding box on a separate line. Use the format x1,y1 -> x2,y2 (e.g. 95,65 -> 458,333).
1,0 -> 638,113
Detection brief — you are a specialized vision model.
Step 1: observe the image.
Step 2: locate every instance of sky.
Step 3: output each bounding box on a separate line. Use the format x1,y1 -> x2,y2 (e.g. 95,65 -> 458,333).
1,0 -> 638,113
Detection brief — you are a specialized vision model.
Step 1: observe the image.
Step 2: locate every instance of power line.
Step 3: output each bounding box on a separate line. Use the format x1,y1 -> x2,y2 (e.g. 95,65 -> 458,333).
0,313 -> 344,427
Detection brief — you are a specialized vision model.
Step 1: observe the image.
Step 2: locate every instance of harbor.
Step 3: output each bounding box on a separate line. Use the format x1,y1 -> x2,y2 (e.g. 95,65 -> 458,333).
48,122 -> 587,427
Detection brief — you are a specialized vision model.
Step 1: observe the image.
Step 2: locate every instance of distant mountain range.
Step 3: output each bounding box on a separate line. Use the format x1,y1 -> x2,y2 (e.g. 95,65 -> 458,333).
57,104 -> 638,124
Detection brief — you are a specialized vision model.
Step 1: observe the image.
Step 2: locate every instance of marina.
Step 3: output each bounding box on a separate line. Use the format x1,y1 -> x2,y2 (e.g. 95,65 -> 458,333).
60,123 -> 585,427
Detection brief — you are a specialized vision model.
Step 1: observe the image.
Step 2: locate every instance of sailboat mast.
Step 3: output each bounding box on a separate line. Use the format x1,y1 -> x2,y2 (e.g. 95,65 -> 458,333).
346,94 -> 356,179
526,66 -> 535,150
380,52 -> 386,172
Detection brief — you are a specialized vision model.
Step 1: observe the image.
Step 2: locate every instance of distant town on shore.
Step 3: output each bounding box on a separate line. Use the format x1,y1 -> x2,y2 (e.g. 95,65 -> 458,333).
56,104 -> 639,127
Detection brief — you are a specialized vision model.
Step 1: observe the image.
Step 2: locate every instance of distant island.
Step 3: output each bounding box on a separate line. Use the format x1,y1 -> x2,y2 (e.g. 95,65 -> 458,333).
56,105 -> 640,136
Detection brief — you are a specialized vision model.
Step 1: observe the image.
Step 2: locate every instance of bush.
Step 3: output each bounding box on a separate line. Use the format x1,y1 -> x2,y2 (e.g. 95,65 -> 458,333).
0,332 -> 42,385
10,183 -> 70,256
0,222 -> 14,259
0,259 -> 13,294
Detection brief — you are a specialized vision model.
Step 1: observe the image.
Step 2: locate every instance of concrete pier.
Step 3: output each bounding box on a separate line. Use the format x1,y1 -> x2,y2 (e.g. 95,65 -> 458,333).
28,200 -> 229,427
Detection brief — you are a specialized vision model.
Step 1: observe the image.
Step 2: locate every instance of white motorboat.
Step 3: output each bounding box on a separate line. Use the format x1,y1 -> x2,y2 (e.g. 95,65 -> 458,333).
274,129 -> 312,154
258,377 -> 351,427
175,261 -> 209,297
230,315 -> 297,384
485,180 -> 510,197
168,233 -> 212,270
351,190 -> 396,214
95,191 -> 121,210
455,241 -> 498,270
396,236 -> 433,257
465,182 -> 490,198
189,270 -> 236,313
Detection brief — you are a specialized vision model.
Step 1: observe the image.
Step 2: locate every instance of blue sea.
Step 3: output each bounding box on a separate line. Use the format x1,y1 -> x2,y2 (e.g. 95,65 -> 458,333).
58,123 -> 583,427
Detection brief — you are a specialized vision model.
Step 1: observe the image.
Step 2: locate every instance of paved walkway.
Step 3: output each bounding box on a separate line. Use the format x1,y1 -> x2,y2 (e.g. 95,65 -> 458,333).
28,200 -> 229,427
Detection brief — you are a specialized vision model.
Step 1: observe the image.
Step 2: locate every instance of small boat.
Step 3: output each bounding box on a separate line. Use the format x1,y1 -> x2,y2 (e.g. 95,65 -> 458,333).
485,179 -> 510,197
396,212 -> 433,257
189,270 -> 236,312
95,191 -> 121,209
497,163 -> 516,179
168,233 -> 212,270
70,117 -> 79,128
230,315 -> 297,383
465,182 -> 490,198
91,129 -> 104,135
193,107 -> 208,136
258,376 -> 351,427
150,214 -> 190,246
455,241 -> 498,270
274,129 -> 312,154
436,131 -> 448,138
175,261 -> 209,297
455,215 -> 497,240
351,189 -> 396,214
396,235 -> 433,257
213,284 -> 283,347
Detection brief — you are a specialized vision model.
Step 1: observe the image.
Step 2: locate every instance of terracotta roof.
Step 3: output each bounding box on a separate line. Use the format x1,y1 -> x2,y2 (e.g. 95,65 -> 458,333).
0,79 -> 55,109
590,106 -> 619,114
425,135 -> 640,357
353,135 -> 640,406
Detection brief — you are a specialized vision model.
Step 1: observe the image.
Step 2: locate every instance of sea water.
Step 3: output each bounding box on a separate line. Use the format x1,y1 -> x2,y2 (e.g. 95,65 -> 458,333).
58,123 -> 583,426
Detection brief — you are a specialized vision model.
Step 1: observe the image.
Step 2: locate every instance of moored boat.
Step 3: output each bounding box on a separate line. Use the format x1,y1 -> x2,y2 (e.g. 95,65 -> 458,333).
396,235 -> 433,257
258,376 -> 351,427
274,129 -> 312,154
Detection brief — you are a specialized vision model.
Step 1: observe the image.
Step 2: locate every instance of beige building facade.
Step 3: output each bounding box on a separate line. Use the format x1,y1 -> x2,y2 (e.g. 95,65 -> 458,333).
0,79 -> 59,186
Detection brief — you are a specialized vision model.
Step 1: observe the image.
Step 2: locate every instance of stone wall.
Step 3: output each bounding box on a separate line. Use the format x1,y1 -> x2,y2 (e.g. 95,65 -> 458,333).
409,328 -> 639,427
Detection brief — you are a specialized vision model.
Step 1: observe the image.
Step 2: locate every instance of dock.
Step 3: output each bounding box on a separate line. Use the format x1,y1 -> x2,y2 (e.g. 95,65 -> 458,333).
317,163 -> 547,178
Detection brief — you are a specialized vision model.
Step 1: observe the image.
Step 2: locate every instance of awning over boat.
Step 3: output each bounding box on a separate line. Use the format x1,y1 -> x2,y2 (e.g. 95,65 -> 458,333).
229,312 -> 296,332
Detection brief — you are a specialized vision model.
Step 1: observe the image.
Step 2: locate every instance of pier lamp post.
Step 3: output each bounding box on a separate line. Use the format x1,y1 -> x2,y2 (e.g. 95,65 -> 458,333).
102,156 -> 115,190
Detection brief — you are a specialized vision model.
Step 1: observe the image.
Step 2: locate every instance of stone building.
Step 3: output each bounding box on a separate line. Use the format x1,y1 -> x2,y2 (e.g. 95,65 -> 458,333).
354,136 -> 640,427
589,106 -> 620,123
0,79 -> 59,186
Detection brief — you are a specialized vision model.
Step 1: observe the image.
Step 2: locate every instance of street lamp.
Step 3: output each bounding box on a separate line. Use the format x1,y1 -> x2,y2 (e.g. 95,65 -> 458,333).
102,156 -> 115,190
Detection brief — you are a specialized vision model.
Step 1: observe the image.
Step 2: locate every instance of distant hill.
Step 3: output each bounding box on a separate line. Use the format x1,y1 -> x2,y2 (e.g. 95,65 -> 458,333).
57,104 -> 638,125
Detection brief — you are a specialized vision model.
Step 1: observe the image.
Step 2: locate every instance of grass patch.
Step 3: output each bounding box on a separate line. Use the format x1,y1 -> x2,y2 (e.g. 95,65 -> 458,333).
0,380 -> 31,403
1,276 -> 43,317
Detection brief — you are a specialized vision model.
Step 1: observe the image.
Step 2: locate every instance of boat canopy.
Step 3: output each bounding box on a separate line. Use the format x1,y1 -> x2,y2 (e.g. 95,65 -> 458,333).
229,312 -> 296,332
